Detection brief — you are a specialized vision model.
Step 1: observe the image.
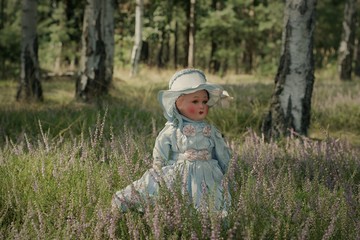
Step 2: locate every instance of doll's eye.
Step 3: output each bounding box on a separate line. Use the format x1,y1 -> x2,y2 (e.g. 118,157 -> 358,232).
192,100 -> 199,104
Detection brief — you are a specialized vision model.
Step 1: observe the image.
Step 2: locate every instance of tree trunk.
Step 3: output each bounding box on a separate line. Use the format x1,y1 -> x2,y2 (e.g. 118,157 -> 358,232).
156,28 -> 170,69
208,0 -> 221,73
154,2 -> 172,69
164,30 -> 170,66
173,20 -> 178,68
156,28 -> 165,68
187,0 -> 196,67
355,37 -> 360,77
209,40 -> 220,73
0,0 -> 4,78
16,0 -> 43,102
54,42 -> 62,73
262,0 -> 316,140
76,0 -> 114,101
130,0 -> 143,77
338,0 -> 357,81
242,40 -> 253,74
0,0 -> 4,29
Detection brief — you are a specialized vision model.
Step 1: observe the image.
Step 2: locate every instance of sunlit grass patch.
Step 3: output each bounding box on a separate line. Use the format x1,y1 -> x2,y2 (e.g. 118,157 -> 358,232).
310,79 -> 360,145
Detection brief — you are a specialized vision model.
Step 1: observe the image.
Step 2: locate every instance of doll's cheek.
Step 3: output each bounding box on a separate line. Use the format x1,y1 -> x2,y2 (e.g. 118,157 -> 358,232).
187,106 -> 196,114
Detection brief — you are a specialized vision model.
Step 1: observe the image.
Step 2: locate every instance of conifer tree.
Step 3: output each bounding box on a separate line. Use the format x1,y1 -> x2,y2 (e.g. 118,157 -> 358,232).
16,0 -> 43,102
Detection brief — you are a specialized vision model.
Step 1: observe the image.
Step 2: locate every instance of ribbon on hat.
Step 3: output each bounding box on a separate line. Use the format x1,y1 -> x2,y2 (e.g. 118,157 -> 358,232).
220,90 -> 233,108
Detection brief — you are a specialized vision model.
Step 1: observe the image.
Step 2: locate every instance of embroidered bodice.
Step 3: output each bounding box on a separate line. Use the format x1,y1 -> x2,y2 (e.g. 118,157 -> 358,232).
152,118 -> 230,174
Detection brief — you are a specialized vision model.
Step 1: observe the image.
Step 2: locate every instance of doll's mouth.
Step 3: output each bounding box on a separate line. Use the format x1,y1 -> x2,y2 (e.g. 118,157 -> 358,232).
199,111 -> 204,115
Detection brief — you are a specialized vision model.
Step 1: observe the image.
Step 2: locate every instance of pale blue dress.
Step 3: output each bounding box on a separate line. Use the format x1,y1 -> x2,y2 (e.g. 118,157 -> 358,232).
113,113 -> 231,212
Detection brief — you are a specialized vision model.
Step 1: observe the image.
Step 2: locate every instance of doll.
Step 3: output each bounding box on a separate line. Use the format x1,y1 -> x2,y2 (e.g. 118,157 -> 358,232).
113,68 -> 232,212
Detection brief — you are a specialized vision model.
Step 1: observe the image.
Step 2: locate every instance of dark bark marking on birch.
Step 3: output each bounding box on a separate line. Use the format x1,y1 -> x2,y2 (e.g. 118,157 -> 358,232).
284,95 -> 295,132
301,56 -> 315,135
299,0 -> 308,15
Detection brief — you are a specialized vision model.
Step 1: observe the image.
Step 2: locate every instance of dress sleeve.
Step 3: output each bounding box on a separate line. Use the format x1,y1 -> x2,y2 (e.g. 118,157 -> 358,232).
152,125 -> 174,171
212,126 -> 231,174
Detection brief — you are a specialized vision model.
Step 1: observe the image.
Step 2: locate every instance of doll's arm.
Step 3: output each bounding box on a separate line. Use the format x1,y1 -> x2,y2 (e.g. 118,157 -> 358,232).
213,127 -> 231,174
152,125 -> 173,171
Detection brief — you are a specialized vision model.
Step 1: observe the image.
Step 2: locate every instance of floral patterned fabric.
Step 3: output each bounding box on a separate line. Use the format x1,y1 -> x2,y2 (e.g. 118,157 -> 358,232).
113,116 -> 231,212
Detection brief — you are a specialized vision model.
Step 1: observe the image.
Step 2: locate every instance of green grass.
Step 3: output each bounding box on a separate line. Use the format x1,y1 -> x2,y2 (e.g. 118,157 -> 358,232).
0,68 -> 359,239
1,68 -> 359,146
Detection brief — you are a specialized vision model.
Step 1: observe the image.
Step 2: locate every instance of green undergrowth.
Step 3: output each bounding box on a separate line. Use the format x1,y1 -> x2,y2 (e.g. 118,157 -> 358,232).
0,70 -> 359,238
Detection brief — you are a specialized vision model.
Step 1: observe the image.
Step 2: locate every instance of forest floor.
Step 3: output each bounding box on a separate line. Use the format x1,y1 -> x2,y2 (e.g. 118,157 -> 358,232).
1,67 -> 359,147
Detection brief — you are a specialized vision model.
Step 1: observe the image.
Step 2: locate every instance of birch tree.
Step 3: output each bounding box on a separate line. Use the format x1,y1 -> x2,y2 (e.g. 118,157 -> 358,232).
76,0 -> 114,101
16,0 -> 43,101
262,0 -> 316,140
130,0 -> 143,77
338,0 -> 358,81
187,0 -> 196,67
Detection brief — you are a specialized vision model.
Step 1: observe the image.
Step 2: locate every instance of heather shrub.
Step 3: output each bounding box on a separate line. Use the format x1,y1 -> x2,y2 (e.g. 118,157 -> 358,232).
0,71 -> 359,239
1,114 -> 359,239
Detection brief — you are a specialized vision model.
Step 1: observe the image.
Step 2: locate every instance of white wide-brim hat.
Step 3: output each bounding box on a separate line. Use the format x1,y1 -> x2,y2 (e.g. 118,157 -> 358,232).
158,69 -> 231,121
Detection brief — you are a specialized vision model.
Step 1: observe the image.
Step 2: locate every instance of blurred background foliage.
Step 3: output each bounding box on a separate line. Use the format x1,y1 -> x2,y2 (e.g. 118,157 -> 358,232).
0,0 -> 359,145
0,0 -> 348,79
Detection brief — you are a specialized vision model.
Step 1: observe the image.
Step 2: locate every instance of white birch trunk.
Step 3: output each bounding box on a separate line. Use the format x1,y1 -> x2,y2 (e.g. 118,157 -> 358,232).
188,0 -> 196,67
262,0 -> 316,140
130,0 -> 143,77
76,0 -> 114,101
338,0 -> 357,81
17,0 -> 43,101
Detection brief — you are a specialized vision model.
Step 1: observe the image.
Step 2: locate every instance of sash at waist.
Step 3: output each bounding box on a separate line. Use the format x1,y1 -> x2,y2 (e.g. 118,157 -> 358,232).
177,149 -> 211,161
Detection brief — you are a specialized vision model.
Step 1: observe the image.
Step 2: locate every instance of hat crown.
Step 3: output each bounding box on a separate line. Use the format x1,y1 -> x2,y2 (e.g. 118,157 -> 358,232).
169,69 -> 207,91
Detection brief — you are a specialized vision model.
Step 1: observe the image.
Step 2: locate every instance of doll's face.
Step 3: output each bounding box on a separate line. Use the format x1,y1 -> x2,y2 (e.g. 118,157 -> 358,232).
176,90 -> 209,121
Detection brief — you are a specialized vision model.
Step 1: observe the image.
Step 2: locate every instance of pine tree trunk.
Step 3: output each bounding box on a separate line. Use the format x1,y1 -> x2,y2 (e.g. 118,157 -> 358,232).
54,42 -> 62,73
156,28 -> 170,69
76,0 -> 114,101
209,40 -> 220,73
0,0 -> 4,29
130,0 -> 143,77
157,28 -> 165,68
242,41 -> 253,74
0,0 -> 4,78
355,37 -> 360,77
154,2 -> 172,69
262,0 -> 316,140
164,30 -> 170,66
338,0 -> 357,81
16,0 -> 43,102
209,0 -> 221,73
187,0 -> 196,67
